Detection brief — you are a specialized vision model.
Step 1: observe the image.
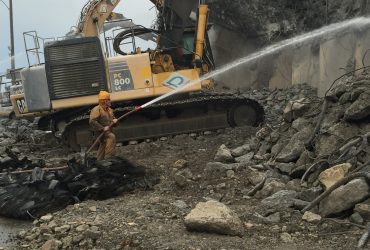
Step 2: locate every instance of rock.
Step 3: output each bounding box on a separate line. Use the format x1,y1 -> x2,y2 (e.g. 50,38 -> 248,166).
260,190 -> 298,212
285,179 -> 302,192
85,227 -> 101,240
73,234 -> 84,243
275,162 -> 296,175
226,170 -> 235,178
318,163 -> 351,189
189,133 -> 197,138
235,152 -> 254,164
280,232 -> 293,243
350,212 -> 364,224
270,138 -> 289,158
40,225 -> 53,234
75,224 -> 89,232
256,141 -> 271,156
292,199 -> 310,210
41,239 -> 60,250
174,173 -> 188,188
267,131 -> 280,144
18,230 -> 27,239
298,186 -> 323,202
344,91 -> 370,121
292,117 -> 310,131
319,178 -> 369,217
339,92 -> 351,104
40,214 -> 53,222
259,179 -> 286,197
231,144 -> 251,157
247,170 -> 267,185
302,211 -> 322,223
256,127 -> 271,139
276,127 -> 312,163
214,144 -> 234,163
48,221 -> 57,230
283,98 -> 310,122
172,200 -> 188,210
264,212 -> 281,223
204,162 -> 239,176
89,206 -> 97,212
316,123 -> 360,157
62,236 -> 73,249
184,200 -> 244,236
173,159 -> 188,169
178,169 -> 194,179
54,225 -> 70,234
354,202 -> 370,220
321,106 -> 345,129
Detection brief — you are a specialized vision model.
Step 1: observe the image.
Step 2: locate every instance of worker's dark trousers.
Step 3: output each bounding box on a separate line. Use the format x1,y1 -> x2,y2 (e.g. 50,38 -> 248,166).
97,132 -> 116,160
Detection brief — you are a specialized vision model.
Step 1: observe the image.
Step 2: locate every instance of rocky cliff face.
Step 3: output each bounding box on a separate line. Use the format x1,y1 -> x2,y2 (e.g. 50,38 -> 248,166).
207,0 -> 370,91
210,0 -> 370,44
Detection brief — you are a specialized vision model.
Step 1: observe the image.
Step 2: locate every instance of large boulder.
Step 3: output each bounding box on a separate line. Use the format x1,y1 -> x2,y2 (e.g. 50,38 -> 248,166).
319,178 -> 370,217
184,200 -> 244,236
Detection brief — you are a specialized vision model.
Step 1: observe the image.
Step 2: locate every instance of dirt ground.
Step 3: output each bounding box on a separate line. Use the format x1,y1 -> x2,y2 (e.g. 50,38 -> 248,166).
10,126 -> 366,250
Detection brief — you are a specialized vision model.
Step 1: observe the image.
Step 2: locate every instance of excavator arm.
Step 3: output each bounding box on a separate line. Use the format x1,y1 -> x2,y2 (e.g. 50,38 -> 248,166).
77,0 -> 121,36
77,0 -> 164,37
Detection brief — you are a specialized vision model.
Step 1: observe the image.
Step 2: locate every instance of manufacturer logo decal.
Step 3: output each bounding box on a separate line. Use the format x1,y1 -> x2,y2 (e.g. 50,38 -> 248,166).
164,73 -> 190,89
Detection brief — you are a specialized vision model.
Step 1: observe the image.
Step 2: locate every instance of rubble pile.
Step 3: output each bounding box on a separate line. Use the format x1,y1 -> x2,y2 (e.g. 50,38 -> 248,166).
0,156 -> 158,219
5,74 -> 370,249
245,83 -> 319,126
206,70 -> 370,220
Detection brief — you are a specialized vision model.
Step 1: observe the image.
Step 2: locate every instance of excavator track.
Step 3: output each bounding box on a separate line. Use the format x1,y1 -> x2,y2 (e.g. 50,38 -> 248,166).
48,92 -> 264,151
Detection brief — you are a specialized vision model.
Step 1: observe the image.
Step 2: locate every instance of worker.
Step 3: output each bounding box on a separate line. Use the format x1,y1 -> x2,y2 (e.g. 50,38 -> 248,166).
89,91 -> 118,160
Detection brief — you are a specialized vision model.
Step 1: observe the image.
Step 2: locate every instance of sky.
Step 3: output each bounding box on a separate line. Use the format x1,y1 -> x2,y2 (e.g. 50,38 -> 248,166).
0,0 -> 157,76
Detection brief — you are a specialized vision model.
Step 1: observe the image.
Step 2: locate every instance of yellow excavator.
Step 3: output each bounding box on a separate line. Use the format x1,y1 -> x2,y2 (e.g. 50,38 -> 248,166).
9,0 -> 264,151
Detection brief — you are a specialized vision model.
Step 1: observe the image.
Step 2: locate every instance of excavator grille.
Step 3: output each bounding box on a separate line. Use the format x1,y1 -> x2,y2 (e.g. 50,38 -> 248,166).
44,37 -> 107,100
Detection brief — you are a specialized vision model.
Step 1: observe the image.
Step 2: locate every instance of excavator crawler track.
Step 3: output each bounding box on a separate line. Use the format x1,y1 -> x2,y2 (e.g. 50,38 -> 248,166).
43,92 -> 264,151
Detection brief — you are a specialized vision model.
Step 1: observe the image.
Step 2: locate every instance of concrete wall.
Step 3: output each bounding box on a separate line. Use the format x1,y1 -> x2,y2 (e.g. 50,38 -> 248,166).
210,26 -> 370,96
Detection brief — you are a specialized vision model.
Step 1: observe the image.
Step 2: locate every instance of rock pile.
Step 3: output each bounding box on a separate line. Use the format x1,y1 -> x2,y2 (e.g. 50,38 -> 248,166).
17,205 -> 104,250
206,70 -> 370,221
5,71 -> 370,249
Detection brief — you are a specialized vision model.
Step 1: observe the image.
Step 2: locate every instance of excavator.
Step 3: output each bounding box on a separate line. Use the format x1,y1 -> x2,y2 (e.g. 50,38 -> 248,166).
8,0 -> 264,151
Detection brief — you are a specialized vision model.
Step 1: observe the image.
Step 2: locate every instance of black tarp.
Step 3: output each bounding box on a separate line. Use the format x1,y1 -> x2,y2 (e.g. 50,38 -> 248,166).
0,156 -> 159,219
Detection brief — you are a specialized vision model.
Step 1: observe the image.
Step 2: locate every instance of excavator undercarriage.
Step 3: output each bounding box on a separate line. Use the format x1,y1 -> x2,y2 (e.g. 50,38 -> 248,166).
39,91 -> 264,151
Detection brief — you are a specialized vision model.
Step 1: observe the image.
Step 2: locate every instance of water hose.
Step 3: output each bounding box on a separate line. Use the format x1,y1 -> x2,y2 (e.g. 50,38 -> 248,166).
84,106 -> 142,159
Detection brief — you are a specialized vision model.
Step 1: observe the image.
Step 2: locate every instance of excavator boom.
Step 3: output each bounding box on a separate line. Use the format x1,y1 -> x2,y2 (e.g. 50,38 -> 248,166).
77,0 -> 164,37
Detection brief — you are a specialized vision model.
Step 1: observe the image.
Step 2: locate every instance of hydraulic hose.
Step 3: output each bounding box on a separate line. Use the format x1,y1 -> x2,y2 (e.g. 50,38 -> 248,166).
113,27 -> 159,55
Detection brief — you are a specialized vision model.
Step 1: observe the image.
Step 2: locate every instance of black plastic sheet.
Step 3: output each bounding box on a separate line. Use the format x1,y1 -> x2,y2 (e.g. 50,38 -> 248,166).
0,156 -> 158,219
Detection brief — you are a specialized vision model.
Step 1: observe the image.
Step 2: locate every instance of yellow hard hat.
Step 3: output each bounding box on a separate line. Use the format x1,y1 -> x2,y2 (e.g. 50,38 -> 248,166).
98,91 -> 110,100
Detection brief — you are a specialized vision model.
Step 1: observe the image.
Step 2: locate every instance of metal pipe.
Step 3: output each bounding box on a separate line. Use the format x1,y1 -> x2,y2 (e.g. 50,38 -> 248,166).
9,0 -> 15,81
194,4 -> 209,61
